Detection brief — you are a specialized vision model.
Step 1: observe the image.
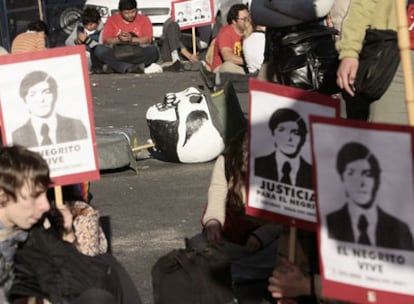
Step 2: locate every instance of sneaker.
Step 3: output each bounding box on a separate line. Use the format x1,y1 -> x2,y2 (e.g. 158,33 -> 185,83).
144,63 -> 163,74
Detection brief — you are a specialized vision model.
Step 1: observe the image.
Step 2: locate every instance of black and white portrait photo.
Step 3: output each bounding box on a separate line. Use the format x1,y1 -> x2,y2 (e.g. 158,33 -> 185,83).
194,8 -> 205,20
247,79 -> 338,227
176,11 -> 188,23
12,70 -> 88,147
0,46 -> 99,185
311,116 -> 414,302
326,142 -> 414,251
254,108 -> 312,189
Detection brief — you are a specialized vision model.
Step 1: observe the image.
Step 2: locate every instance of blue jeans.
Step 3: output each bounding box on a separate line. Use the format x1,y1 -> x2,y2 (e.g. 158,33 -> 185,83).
93,44 -> 160,73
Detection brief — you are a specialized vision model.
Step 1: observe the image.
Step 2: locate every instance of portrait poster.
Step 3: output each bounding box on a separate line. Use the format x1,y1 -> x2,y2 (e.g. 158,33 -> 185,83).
246,79 -> 339,231
0,46 -> 99,186
311,116 -> 414,304
171,0 -> 215,30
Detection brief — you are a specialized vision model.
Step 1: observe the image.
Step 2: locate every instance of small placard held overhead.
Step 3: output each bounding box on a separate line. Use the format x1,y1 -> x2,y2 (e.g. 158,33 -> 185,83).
0,46 -> 99,186
171,0 -> 215,30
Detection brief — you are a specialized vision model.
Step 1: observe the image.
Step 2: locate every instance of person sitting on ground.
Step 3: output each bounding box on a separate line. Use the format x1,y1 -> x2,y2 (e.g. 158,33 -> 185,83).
47,184 -> 108,256
65,7 -> 104,73
0,146 -> 129,304
9,182 -> 142,303
0,146 -> 51,304
11,20 -> 48,54
211,3 -> 249,74
194,129 -> 281,302
101,0 -> 162,74
243,23 -> 266,75
159,18 -> 201,72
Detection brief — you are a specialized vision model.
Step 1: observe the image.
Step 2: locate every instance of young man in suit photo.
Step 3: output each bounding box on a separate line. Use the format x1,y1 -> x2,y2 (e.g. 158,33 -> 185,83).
254,108 -> 313,189
12,70 -> 88,147
326,142 -> 414,251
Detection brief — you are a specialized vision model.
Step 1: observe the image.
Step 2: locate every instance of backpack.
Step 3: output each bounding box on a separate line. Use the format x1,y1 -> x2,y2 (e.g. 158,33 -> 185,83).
151,242 -> 238,304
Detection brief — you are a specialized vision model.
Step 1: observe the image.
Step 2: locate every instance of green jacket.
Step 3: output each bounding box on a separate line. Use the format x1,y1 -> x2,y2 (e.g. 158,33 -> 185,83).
336,0 -> 397,59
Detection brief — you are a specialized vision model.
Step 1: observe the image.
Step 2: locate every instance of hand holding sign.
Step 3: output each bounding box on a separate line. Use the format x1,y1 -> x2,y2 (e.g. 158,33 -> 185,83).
268,256 -> 311,300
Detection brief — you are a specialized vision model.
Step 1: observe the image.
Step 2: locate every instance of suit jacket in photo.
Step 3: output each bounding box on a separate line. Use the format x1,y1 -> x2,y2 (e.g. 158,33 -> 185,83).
12,114 -> 88,147
326,203 -> 414,251
254,152 -> 313,189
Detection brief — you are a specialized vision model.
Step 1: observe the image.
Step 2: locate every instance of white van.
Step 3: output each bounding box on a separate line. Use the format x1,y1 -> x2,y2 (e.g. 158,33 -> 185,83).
84,0 -> 174,39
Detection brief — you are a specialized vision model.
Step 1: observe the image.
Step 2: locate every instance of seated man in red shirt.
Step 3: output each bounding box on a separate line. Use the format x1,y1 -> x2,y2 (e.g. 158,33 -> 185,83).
211,3 -> 249,74
100,0 -> 161,73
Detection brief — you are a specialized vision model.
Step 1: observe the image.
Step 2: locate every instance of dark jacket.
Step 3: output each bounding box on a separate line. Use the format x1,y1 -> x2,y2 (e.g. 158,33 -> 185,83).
12,114 -> 87,147
327,203 -> 414,251
254,152 -> 313,189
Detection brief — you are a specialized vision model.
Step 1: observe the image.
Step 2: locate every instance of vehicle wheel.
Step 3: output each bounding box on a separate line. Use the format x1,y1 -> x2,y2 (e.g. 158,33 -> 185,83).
59,7 -> 82,35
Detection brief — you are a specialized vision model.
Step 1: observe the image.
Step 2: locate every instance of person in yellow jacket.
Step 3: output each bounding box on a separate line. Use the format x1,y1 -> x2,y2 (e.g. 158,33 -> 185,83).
336,0 -> 411,123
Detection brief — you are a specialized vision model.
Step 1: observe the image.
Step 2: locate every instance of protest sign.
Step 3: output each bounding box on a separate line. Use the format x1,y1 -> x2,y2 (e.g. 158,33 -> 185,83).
172,0 -> 214,30
0,45 -> 99,186
311,116 -> 414,303
246,78 -> 339,230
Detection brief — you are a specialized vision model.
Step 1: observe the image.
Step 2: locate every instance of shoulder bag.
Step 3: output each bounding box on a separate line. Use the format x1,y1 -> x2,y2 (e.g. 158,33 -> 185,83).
353,29 -> 400,102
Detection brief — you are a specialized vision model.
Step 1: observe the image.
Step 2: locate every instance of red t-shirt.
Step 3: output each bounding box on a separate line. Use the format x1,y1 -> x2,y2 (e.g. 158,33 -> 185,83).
212,24 -> 243,71
102,13 -> 153,43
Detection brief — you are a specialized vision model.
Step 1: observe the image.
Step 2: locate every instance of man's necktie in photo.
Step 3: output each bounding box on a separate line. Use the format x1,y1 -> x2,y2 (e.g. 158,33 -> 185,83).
357,214 -> 371,245
41,123 -> 52,145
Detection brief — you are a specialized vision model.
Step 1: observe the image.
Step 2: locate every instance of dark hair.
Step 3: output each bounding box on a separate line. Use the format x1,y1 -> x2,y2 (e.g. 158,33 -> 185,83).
19,71 -> 58,101
336,142 -> 381,201
183,110 -> 208,146
268,108 -> 307,151
47,184 -> 84,203
224,129 -> 248,212
47,184 -> 85,237
27,20 -> 48,35
81,7 -> 101,25
336,142 -> 381,193
227,3 -> 248,24
119,0 -> 137,11
0,146 -> 51,202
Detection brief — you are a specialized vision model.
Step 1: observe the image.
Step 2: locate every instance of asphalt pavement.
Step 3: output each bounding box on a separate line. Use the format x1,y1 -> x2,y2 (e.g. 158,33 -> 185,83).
88,70 -> 249,304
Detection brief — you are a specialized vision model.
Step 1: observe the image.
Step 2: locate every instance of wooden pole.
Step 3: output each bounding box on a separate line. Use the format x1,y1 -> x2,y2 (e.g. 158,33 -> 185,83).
37,0 -> 44,21
396,0 -> 414,124
192,26 -> 197,56
54,185 -> 63,208
132,142 -> 155,152
288,226 -> 296,262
